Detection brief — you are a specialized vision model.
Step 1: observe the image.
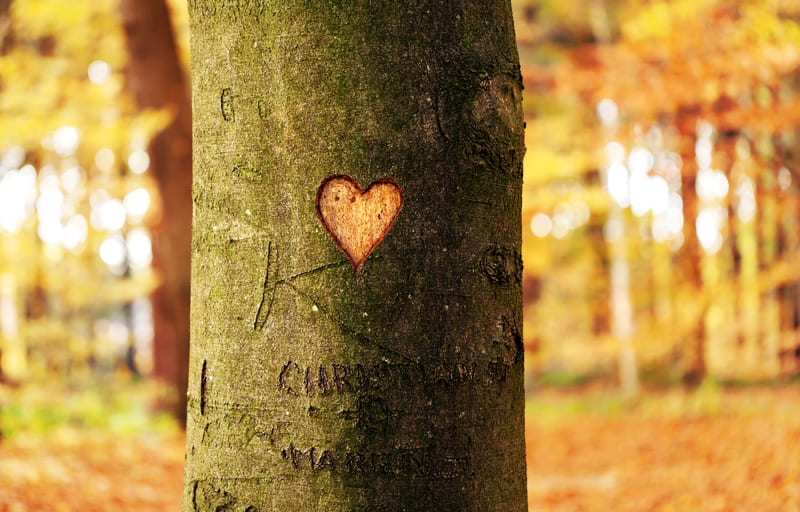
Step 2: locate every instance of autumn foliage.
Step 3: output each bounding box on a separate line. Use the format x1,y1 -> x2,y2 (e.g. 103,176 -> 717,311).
0,0 -> 799,510
517,0 -> 800,385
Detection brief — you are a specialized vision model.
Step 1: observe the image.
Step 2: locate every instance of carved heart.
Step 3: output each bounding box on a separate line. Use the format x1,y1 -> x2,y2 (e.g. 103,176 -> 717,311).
316,175 -> 403,271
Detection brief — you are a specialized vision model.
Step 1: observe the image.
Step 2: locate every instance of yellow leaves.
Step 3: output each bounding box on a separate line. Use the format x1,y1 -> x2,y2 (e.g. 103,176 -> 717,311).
524,146 -> 590,187
0,1 -> 162,161
523,103 -> 597,180
619,1 -> 673,42
0,0 -> 137,146
12,0 -> 90,39
515,0 -> 800,388
761,44 -> 800,73
11,0 -> 126,65
738,2 -> 800,47
619,0 -> 800,56
619,0 -> 718,44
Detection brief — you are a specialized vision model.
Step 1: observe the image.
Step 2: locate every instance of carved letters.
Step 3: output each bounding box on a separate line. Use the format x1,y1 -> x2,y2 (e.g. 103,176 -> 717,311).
216,89 -> 272,126
338,395 -> 400,433
220,88 -> 234,121
193,481 -> 236,511
277,357 -> 511,398
280,443 -> 469,479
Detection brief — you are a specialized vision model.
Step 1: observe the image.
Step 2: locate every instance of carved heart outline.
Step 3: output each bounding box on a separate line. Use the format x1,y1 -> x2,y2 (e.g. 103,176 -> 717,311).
315,175 -> 403,271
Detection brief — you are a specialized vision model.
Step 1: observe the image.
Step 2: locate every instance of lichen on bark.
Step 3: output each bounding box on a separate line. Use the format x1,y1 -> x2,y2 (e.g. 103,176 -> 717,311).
184,1 -> 527,510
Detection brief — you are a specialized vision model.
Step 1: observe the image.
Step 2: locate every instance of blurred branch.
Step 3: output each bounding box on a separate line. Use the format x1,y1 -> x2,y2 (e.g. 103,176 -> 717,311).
0,0 -> 10,53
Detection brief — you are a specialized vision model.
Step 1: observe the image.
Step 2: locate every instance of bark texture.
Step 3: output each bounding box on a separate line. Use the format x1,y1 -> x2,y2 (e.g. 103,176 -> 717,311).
121,0 -> 193,420
183,1 -> 526,510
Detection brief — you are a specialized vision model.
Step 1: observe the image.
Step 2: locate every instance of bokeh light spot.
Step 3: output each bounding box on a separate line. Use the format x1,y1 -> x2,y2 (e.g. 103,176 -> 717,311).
88,60 -> 112,84
530,213 -> 552,237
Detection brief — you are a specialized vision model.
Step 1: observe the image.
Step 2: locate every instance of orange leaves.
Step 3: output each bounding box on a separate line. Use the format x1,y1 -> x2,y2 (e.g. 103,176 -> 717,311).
527,387 -> 800,511
520,0 -> 800,134
0,433 -> 184,511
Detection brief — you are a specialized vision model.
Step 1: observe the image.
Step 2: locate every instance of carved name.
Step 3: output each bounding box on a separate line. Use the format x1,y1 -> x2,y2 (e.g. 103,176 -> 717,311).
278,357 -> 515,398
280,443 -> 469,479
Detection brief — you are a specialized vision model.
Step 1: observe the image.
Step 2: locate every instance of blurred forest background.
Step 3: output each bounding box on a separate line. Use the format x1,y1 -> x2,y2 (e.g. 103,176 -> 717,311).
0,0 -> 798,510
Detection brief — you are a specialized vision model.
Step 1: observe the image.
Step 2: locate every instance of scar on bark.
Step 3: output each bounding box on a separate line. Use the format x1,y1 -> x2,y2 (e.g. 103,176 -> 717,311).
193,480 -> 236,511
250,245 -> 411,361
192,481 -> 199,511
257,99 -> 267,119
220,87 -> 234,121
254,242 -> 278,331
254,240 -> 351,332
200,360 -> 208,415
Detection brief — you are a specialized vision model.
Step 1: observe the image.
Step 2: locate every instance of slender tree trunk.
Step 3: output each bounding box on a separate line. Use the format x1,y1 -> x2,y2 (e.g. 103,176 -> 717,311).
607,206 -> 638,396
121,0 -> 193,420
183,1 -> 527,510
758,139 -> 779,374
0,0 -> 11,51
678,126 -> 707,384
586,169 -> 610,336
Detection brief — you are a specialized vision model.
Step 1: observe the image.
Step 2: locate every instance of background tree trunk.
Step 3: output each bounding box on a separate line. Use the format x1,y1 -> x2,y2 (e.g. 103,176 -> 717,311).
183,1 -> 527,510
0,0 -> 11,50
121,0 -> 193,420
678,126 -> 707,384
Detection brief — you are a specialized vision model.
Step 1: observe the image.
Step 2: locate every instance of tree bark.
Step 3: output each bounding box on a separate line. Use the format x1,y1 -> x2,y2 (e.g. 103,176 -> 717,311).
183,1 -> 527,510
121,0 -> 193,420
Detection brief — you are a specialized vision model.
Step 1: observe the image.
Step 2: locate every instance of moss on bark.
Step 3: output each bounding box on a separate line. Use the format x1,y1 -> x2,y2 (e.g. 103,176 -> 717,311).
184,1 -> 526,510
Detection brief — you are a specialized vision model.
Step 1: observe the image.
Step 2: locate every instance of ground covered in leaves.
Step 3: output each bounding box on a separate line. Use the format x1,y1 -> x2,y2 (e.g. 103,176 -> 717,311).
0,431 -> 184,512
0,383 -> 797,511
526,384 -> 800,511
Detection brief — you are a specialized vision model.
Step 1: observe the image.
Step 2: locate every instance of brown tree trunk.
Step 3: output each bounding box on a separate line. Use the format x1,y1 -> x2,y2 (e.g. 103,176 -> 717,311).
678,120 -> 707,384
586,169 -> 611,336
183,1 -> 527,509
120,0 -> 192,421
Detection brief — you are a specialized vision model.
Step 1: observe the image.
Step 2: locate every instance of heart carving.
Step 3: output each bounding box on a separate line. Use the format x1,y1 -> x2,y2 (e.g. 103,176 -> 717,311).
316,175 -> 403,271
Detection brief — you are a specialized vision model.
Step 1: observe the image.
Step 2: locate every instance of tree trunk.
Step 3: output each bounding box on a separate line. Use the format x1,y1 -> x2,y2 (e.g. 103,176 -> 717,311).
585,169 -> 610,336
608,206 -> 638,396
183,1 -> 527,510
678,131 -> 707,385
121,0 -> 193,420
0,0 -> 11,52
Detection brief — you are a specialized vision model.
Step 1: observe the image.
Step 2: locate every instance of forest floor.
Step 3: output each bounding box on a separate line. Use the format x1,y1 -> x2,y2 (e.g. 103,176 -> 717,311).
526,383 -> 800,511
0,383 -> 798,511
